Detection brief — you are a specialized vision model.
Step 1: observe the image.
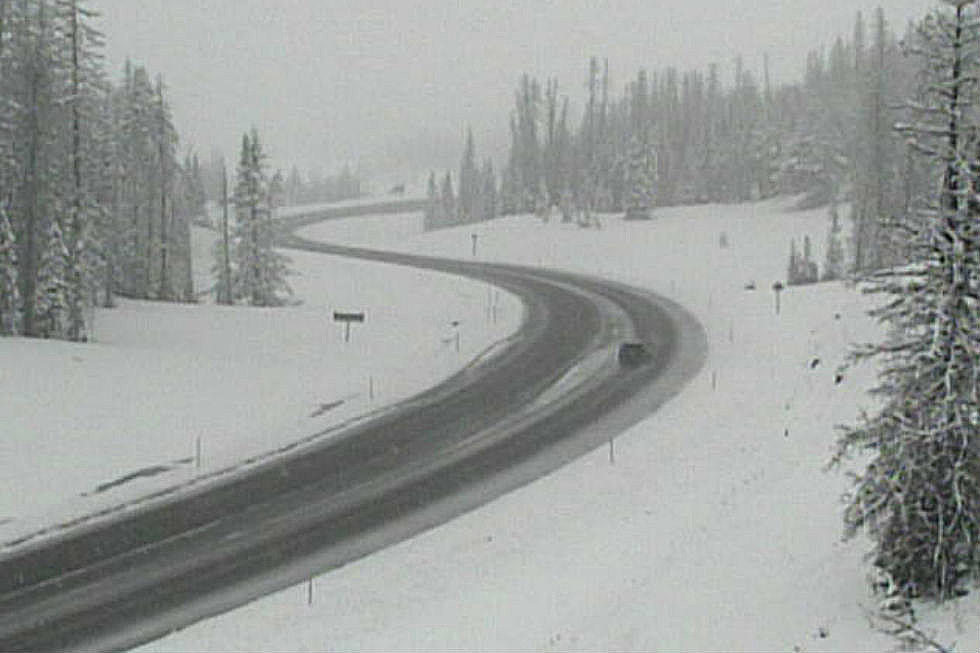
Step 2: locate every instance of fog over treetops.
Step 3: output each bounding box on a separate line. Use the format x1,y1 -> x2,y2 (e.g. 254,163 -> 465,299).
91,0 -> 926,181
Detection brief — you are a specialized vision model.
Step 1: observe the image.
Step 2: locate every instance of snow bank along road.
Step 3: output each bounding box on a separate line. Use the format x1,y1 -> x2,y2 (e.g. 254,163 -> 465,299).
0,203 -> 705,652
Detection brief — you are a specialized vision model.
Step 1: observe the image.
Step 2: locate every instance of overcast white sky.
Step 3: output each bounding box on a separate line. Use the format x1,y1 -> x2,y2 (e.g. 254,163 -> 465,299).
90,1 -> 929,184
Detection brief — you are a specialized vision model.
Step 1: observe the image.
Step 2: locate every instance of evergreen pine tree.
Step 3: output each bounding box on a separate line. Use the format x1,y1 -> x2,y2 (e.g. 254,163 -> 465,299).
787,239 -> 801,285
35,219 -> 68,339
423,171 -> 439,231
57,0 -> 106,341
231,129 -> 292,306
183,152 -> 208,221
802,234 -> 818,282
832,1 -> 980,602
624,135 -> 655,220
254,168 -> 291,305
823,201 -> 845,281
0,204 -> 20,335
440,171 -> 455,226
14,0 -> 62,337
479,158 -> 497,222
211,157 -> 233,305
457,128 -> 478,223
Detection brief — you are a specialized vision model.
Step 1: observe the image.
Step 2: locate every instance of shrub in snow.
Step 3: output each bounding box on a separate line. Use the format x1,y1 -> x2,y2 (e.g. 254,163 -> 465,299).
831,2 -> 980,602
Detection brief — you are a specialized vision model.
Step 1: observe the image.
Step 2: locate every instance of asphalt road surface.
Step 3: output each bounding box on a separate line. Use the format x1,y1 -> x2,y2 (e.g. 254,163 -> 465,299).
0,203 -> 706,651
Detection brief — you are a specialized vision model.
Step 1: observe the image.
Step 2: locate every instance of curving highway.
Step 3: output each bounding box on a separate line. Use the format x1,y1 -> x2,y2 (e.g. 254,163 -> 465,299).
0,203 -> 706,652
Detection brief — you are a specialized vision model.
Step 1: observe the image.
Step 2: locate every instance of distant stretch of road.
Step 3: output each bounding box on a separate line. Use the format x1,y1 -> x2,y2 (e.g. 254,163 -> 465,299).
0,201 -> 706,652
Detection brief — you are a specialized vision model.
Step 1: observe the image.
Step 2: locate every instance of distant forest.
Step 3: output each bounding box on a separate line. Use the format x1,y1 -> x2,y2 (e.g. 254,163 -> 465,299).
0,0 -> 362,342
0,0 -> 209,343
431,7 -> 925,274
198,159 -> 362,211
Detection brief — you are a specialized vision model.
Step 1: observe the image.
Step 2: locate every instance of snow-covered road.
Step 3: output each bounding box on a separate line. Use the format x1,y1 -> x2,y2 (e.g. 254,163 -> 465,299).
143,197 -> 980,652
1,203 -> 707,651
0,215 -> 522,552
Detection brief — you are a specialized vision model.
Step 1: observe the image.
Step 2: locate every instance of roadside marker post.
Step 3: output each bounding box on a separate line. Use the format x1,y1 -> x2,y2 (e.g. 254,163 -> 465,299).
450,320 -> 461,353
333,311 -> 365,343
772,281 -> 785,315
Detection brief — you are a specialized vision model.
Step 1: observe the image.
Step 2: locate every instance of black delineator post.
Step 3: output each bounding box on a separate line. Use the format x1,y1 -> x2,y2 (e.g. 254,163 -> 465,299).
471,233 -> 478,257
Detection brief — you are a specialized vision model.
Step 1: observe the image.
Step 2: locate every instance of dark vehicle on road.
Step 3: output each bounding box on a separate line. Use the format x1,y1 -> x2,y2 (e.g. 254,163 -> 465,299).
618,342 -> 652,367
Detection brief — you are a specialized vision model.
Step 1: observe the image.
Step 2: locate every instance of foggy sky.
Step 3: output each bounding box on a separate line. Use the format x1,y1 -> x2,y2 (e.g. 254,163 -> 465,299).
91,0 -> 929,186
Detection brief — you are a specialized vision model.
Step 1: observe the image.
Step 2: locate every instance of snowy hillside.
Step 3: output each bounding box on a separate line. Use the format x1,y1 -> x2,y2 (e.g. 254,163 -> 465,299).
0,226 -> 521,550
142,197 -> 980,652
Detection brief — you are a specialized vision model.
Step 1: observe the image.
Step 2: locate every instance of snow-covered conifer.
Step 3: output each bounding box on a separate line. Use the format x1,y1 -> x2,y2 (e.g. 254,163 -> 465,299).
787,239 -> 800,284
56,0 -> 107,341
423,171 -> 439,231
832,1 -> 980,601
211,157 -> 233,305
479,158 -> 497,222
231,129 -> 292,306
624,135 -> 655,220
457,128 -> 478,223
823,201 -> 845,281
802,235 -> 818,282
34,219 -> 68,339
0,204 -> 20,335
440,171 -> 455,226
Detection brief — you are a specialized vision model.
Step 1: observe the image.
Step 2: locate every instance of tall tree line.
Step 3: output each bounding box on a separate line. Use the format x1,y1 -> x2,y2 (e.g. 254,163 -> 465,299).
279,163 -> 361,208
424,128 -> 498,231
497,9 -> 926,271
0,0 -> 202,342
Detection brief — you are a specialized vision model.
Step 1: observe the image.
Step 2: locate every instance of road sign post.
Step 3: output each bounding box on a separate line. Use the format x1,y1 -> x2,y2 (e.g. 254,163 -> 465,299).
772,281 -> 784,315
333,311 -> 365,342
450,320 -> 461,353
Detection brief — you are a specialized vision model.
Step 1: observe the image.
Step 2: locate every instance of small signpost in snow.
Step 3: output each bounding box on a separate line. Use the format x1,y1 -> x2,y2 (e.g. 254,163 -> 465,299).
772,281 -> 785,315
450,320 -> 461,352
471,233 -> 479,257
334,311 -> 365,343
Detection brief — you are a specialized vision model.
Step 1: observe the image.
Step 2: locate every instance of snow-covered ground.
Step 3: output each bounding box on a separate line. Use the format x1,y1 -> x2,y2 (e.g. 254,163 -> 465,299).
0,223 -> 521,549
141,197 -> 980,652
